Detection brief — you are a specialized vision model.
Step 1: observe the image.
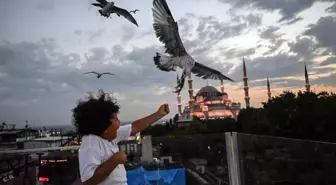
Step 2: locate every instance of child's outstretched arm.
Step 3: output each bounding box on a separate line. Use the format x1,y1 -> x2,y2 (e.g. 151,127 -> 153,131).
131,104 -> 170,135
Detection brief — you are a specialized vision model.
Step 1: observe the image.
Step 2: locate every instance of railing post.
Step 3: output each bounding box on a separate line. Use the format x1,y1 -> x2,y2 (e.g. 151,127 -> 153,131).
36,153 -> 43,184
24,154 -> 29,178
225,132 -> 241,185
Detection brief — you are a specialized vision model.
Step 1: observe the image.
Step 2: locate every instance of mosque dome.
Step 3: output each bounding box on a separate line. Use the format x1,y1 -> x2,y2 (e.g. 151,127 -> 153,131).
197,85 -> 220,94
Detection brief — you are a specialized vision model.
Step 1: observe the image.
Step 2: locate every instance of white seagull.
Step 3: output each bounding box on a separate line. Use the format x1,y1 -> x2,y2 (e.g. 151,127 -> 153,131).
152,0 -> 234,93
91,0 -> 138,27
84,71 -> 115,78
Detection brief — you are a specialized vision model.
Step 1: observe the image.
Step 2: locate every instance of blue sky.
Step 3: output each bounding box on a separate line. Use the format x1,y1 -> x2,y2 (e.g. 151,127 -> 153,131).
0,0 -> 335,127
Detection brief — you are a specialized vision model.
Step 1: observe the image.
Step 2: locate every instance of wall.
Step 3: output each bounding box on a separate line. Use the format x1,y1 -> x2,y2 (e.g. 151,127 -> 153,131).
141,136 -> 153,163
24,141 -> 49,149
24,140 -> 63,149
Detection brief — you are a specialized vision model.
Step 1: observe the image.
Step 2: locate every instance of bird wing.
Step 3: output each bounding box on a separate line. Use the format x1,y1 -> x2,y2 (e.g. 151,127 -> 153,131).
152,0 -> 187,56
96,0 -> 108,6
101,72 -> 115,76
92,3 -> 104,8
84,71 -> 100,75
112,6 -> 139,26
191,62 -> 234,82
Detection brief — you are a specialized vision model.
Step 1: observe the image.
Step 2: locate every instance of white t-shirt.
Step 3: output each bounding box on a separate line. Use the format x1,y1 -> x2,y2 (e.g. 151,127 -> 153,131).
79,124 -> 132,185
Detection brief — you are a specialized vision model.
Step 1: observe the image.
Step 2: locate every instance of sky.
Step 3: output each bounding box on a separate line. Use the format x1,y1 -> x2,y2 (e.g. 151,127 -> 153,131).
0,0 -> 335,127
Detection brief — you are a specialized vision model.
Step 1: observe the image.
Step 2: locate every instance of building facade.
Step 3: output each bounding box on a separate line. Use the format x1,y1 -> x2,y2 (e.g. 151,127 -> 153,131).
0,124 -> 38,150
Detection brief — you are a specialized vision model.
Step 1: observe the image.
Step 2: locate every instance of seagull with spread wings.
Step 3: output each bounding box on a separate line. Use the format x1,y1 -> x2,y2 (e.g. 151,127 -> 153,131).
152,0 -> 234,93
91,0 -> 138,27
84,71 -> 115,78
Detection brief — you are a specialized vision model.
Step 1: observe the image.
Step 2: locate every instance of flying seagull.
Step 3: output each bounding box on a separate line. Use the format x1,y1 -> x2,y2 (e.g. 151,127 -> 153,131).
91,0 -> 138,27
152,0 -> 234,93
130,9 -> 139,14
84,72 -> 115,78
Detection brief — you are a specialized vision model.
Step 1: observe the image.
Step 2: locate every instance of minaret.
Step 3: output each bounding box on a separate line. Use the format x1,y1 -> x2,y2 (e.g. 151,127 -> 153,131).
188,73 -> 194,101
304,63 -> 311,92
176,74 -> 182,119
243,58 -> 250,108
220,80 -> 224,93
188,73 -> 194,113
267,77 -> 271,100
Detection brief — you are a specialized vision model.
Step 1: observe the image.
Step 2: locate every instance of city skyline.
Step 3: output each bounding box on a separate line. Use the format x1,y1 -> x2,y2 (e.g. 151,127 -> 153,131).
0,0 -> 335,126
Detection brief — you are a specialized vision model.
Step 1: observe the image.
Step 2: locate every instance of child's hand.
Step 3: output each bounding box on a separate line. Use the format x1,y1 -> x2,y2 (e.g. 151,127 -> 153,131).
157,104 -> 170,117
113,152 -> 127,164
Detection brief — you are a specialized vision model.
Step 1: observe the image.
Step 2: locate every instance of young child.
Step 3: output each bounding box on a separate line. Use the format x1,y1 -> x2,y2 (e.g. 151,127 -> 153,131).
72,90 -> 169,185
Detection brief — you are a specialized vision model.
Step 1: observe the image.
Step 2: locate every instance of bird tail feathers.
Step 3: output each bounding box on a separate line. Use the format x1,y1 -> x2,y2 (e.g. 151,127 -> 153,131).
153,52 -> 175,72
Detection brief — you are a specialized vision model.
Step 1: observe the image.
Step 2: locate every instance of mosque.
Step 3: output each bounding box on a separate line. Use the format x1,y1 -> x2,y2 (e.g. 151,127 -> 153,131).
176,59 -> 312,127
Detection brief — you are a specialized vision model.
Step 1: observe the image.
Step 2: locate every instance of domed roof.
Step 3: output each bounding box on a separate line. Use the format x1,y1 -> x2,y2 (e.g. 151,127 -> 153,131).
197,85 -> 220,94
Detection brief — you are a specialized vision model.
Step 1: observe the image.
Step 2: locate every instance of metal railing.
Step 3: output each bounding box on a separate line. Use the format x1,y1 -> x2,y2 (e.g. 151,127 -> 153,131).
2,133 -> 336,185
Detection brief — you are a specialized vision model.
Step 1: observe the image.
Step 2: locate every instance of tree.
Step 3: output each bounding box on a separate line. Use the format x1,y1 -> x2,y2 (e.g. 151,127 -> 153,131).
141,124 -> 166,137
238,90 -> 336,142
207,118 -> 237,134
186,118 -> 208,134
165,121 -> 170,131
237,108 -> 274,135
173,114 -> 179,123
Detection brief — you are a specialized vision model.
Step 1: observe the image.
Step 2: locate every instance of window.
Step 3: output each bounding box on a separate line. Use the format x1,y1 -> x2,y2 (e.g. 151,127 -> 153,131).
130,144 -> 135,152
120,145 -> 126,152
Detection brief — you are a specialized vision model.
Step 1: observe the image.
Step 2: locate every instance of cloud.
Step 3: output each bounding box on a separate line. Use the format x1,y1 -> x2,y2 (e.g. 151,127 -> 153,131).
326,3 -> 336,13
312,72 -> 336,86
121,26 -> 136,42
259,26 -> 283,41
220,47 -> 256,59
84,47 -> 109,63
229,12 -> 263,26
303,16 -> 336,55
283,16 -> 304,25
320,57 -> 336,66
36,0 -> 55,11
74,30 -> 82,36
228,53 -> 334,82
257,26 -> 287,55
88,29 -> 105,43
0,38 -> 183,126
288,36 -> 317,59
217,0 -> 331,22
1,1 -> 335,127
111,92 -> 127,101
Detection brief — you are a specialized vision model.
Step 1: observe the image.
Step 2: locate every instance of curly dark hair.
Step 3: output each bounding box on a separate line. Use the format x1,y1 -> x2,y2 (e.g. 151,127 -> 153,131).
72,89 -> 120,136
